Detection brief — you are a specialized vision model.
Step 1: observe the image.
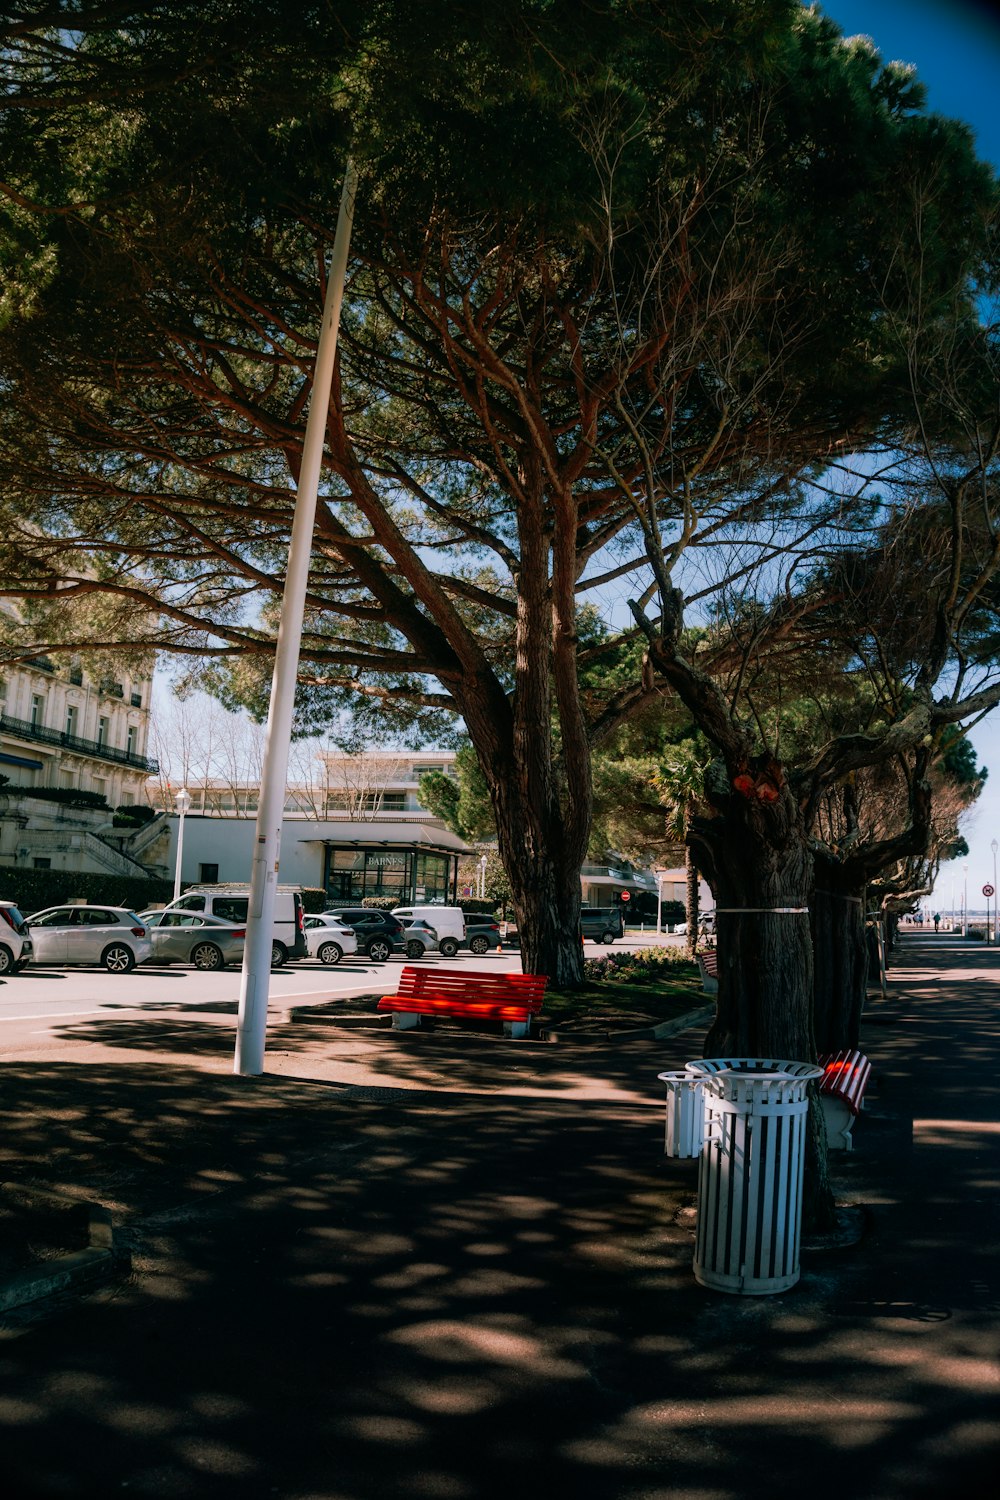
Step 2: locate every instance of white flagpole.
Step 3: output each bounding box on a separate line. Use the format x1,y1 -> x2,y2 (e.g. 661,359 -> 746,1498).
235,161 -> 358,1076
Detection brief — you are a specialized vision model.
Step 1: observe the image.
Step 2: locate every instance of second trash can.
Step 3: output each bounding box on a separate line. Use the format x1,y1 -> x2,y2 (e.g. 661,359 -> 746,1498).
684,1057 -> 822,1295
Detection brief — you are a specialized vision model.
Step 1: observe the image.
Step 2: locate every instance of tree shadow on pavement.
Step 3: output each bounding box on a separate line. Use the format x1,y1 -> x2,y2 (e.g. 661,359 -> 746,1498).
1,1041 -> 997,1500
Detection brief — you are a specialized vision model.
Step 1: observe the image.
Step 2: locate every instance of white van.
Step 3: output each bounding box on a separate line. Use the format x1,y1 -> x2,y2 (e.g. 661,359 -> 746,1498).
392,905 -> 466,958
160,884 -> 307,966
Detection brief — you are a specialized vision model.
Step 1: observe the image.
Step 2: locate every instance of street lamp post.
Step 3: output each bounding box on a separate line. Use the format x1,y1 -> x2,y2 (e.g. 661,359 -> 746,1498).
963,862 -> 969,936
478,854 -> 488,902
173,786 -> 191,901
993,839 -> 998,943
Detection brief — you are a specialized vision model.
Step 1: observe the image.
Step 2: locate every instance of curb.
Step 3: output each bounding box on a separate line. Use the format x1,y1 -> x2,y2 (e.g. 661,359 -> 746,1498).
0,1183 -> 127,1314
540,1004 -> 714,1044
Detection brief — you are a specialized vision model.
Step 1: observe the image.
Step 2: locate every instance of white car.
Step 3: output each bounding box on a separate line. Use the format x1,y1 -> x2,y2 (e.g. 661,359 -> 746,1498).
304,913 -> 359,965
0,900 -> 34,975
27,904 -> 153,972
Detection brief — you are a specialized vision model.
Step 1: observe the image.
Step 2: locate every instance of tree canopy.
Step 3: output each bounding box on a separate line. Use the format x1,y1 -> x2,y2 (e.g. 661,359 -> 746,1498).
1,1 -> 998,994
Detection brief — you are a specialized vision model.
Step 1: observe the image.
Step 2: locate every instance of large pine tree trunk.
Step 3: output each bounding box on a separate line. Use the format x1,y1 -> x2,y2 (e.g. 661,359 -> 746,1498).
690,768 -> 836,1230
693,797 -> 815,1060
811,855 -> 868,1053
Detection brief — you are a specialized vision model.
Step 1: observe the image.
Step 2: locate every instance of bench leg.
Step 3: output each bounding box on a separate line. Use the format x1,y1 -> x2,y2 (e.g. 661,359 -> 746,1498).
503,1018 -> 529,1039
391,1011 -> 421,1030
820,1095 -> 855,1151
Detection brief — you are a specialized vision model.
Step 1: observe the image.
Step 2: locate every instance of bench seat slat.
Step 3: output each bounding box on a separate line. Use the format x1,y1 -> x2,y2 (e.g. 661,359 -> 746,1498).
377,966 -> 547,1036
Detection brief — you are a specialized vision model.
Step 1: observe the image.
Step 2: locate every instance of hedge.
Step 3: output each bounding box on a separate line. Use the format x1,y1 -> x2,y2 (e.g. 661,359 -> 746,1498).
1,872 -> 331,916
0,784 -> 109,810
0,867 -> 174,916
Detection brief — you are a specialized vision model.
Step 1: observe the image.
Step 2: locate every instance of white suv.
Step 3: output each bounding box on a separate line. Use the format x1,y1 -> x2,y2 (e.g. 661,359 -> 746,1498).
0,901 -> 33,975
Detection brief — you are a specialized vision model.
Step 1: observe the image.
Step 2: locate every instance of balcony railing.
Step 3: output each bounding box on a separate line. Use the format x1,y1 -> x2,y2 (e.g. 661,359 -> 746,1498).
0,713 -> 158,773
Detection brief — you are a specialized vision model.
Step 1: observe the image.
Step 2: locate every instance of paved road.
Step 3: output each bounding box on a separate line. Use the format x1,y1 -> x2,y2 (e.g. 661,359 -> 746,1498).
0,934 -> 679,1054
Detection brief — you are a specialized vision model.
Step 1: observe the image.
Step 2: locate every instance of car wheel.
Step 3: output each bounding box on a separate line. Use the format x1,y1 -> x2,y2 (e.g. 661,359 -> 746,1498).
601,930 -> 617,944
438,937 -> 459,958
191,942 -> 225,971
406,939 -> 426,960
367,938 -> 391,963
102,943 -> 135,974
592,933 -> 604,944
469,935 -> 490,955
270,942 -> 287,969
317,941 -> 343,965
0,944 -> 14,976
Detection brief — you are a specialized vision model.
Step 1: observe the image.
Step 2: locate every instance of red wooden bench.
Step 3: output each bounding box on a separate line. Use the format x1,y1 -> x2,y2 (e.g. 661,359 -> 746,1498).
817,1049 -> 872,1150
377,966 -> 547,1039
696,947 -> 718,994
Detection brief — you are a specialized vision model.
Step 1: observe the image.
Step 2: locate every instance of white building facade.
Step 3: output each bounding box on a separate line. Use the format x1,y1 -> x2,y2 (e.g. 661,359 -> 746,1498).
0,654 -> 158,875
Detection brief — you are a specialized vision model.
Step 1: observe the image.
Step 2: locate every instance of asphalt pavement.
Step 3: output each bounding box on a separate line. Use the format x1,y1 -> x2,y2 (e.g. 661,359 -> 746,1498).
0,930 -> 997,1499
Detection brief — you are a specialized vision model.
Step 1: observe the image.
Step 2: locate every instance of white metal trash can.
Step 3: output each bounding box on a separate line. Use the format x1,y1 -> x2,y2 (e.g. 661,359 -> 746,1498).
658,1071 -> 705,1158
684,1057 -> 822,1295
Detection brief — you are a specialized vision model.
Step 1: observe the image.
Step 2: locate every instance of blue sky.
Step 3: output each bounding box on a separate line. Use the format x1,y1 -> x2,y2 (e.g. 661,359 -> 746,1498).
822,2 -> 1000,905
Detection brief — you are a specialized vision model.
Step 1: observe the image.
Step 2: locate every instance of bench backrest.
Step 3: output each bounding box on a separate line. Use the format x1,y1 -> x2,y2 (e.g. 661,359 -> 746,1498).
818,1049 -> 871,1112
393,966 -> 547,1007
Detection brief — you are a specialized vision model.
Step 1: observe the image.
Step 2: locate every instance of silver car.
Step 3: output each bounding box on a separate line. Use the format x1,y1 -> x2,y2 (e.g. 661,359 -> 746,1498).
304,913 -> 359,965
140,910 -> 247,970
27,905 -> 153,973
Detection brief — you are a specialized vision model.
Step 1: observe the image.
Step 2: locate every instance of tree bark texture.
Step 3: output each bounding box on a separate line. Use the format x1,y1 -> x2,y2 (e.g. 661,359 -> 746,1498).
691,782 -> 816,1063
811,854 -> 868,1053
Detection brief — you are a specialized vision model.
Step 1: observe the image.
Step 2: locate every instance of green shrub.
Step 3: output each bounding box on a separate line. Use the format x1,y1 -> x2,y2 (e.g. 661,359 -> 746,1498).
0,784 -> 108,810
582,946 -> 697,985
1,867 -> 174,916
360,896 -> 399,912
112,804 -> 158,828
300,887 -> 327,913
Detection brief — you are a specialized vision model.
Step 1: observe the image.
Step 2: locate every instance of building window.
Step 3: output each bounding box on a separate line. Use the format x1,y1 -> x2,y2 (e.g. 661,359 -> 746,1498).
91,777 -> 107,799
32,857 -> 51,870
130,692 -> 142,707
97,716 -> 108,747
69,665 -> 83,685
30,694 -> 44,728
120,792 -> 135,806
199,863 -> 220,883
126,725 -> 138,757
65,704 -> 79,737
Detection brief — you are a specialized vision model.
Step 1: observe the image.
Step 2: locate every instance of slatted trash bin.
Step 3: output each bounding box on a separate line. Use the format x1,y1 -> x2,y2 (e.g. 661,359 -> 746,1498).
684,1057 -> 822,1295
658,1071 -> 705,1158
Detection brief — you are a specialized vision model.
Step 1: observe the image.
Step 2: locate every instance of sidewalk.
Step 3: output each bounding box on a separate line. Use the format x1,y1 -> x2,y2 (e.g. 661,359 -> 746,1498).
1,932 -> 998,1499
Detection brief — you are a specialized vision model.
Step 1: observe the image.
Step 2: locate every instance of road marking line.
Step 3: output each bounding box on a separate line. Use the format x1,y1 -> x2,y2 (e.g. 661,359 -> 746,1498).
9,1008 -> 107,1022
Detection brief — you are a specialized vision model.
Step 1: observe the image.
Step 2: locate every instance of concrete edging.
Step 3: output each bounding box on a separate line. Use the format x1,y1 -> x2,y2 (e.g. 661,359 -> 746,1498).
0,1182 -> 126,1313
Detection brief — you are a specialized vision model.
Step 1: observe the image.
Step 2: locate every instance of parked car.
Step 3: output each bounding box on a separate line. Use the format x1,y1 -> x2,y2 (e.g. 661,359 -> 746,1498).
304,913 -> 359,965
0,900 -> 33,975
387,914 -> 440,959
579,907 -> 625,943
460,915 -> 503,955
323,908 -> 405,963
139,909 -> 247,970
26,905 -> 152,972
391,905 -> 465,957
156,884 -> 307,966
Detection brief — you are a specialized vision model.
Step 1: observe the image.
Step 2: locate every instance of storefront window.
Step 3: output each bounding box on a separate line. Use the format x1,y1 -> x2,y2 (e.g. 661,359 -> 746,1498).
323,845 -> 456,903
